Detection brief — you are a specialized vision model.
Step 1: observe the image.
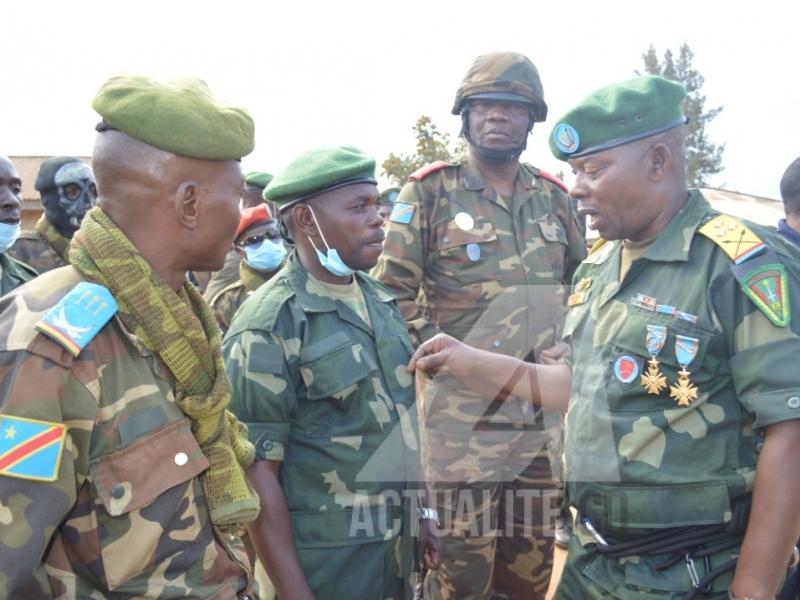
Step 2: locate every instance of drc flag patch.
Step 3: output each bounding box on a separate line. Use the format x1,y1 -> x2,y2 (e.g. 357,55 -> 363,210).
35,282 -> 118,356
389,202 -> 416,224
0,415 -> 67,482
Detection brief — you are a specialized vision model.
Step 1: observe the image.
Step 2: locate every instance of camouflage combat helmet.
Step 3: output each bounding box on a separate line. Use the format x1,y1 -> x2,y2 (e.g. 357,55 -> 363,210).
452,51 -> 547,122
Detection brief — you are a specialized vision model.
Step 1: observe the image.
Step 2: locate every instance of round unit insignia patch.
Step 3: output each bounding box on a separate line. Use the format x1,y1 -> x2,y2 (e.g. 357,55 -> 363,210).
466,242 -> 481,262
553,123 -> 580,154
614,355 -> 640,384
454,212 -> 475,231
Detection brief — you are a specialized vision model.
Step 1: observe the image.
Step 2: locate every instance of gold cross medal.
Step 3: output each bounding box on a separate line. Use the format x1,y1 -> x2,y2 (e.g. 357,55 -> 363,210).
640,324 -> 668,395
670,335 -> 700,406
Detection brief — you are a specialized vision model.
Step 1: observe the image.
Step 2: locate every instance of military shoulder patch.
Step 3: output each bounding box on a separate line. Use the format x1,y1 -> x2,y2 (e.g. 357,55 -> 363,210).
536,169 -> 568,193
0,414 -> 67,482
698,215 -> 766,265
35,282 -> 118,356
408,160 -> 450,181
740,264 -> 790,327
389,202 -> 416,225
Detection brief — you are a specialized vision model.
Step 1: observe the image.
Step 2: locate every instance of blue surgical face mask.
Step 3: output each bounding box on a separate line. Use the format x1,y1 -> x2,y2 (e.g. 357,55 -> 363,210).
0,222 -> 21,253
306,207 -> 354,278
244,239 -> 287,272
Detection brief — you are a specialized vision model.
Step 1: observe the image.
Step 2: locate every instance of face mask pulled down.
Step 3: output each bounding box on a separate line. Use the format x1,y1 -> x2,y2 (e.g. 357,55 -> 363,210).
306,206 -> 354,278
0,222 -> 21,253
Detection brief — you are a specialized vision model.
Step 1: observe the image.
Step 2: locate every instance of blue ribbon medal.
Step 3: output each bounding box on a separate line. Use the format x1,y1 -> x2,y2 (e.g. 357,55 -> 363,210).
669,335 -> 700,406
640,325 -> 668,395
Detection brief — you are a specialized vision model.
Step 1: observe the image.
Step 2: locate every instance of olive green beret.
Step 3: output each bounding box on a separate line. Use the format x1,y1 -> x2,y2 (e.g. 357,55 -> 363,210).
549,75 -> 687,161
92,75 -> 255,160
245,171 -> 273,189
264,146 -> 377,209
379,187 -> 401,206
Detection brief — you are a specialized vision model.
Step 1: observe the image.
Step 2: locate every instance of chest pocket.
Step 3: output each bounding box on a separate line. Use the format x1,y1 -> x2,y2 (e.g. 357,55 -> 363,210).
89,419 -> 212,590
605,309 -> 716,413
298,332 -> 380,436
432,215 -> 499,284
535,215 -> 569,275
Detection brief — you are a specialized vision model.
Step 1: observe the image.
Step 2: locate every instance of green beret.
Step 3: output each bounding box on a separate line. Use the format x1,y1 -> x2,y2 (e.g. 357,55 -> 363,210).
92,75 -> 254,160
549,75 -> 687,161
265,146 -> 377,209
379,186 -> 401,206
245,171 -> 273,189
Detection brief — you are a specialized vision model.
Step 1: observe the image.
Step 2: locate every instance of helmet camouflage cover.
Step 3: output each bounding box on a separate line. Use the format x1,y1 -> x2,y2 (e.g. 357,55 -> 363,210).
452,51 -> 547,122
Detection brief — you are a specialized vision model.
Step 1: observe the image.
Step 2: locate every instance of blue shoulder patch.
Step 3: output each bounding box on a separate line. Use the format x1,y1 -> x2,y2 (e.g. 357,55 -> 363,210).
389,202 -> 416,225
34,282 -> 118,356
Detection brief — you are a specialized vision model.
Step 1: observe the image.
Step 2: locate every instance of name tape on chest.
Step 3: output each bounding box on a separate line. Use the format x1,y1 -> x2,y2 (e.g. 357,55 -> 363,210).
35,281 -> 118,356
0,414 -> 67,482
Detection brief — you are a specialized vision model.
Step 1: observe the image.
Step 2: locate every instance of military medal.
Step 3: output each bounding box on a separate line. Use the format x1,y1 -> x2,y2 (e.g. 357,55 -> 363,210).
669,335 -> 700,406
640,324 -> 668,395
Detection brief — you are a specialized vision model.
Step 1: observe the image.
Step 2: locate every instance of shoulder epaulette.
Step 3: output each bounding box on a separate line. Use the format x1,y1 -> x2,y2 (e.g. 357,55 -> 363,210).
536,169 -> 568,193
408,160 -> 451,182
588,238 -> 607,255
698,214 -> 790,327
34,282 -> 118,356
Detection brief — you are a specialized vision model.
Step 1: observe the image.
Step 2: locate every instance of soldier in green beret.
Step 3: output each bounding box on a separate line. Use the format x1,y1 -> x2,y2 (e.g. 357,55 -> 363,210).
0,75 -> 260,598
223,145 -> 441,600
379,186 -> 401,225
0,155 -> 37,294
372,51 -> 587,598
407,75 -> 800,598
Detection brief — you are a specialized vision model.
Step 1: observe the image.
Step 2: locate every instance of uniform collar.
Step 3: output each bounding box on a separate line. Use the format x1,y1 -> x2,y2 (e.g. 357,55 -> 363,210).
460,156 -> 540,194
777,218 -> 800,247
640,189 -> 714,263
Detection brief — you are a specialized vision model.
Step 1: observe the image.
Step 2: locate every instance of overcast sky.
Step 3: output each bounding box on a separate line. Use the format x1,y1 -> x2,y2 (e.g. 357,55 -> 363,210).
4,0 -> 797,201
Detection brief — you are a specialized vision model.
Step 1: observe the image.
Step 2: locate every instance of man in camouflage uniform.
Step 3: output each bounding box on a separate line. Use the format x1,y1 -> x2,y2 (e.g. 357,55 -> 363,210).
0,155 -> 36,294
373,51 -> 586,598
0,76 -> 259,598
379,186 -> 401,225
9,155 -> 98,273
210,203 -> 286,333
224,146 -> 440,600
410,75 -> 800,599
204,171 -> 275,301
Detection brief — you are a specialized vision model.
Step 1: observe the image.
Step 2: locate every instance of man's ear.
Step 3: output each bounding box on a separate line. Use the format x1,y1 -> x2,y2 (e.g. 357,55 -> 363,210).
291,204 -> 319,238
175,182 -> 199,229
648,143 -> 671,182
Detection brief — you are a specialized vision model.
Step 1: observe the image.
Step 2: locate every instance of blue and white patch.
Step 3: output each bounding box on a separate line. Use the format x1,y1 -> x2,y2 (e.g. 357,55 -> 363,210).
466,243 -> 481,262
614,355 -> 640,384
35,282 -> 118,357
388,202 -> 415,224
553,123 -> 580,154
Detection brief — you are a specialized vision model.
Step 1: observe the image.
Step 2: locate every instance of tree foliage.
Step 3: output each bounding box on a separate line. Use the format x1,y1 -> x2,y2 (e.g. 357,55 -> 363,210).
382,115 -> 465,185
640,43 -> 725,186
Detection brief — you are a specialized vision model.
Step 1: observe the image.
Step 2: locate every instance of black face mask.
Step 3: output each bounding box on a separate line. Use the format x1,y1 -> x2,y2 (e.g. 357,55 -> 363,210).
38,160 -> 98,236
460,109 -> 533,165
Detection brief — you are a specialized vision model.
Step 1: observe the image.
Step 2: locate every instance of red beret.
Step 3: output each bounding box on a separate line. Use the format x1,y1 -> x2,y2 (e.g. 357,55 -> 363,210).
236,204 -> 272,238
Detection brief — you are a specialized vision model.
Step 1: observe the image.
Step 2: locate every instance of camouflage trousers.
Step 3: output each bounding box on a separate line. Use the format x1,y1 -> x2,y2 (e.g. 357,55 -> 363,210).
553,517 -> 739,599
423,453 -> 561,599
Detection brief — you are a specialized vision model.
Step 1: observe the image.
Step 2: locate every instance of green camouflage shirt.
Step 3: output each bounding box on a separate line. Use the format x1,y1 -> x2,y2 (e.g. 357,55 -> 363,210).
564,190 -> 800,533
8,232 -> 66,274
0,252 -> 37,296
224,252 -> 420,599
0,266 -> 254,599
372,157 -> 586,357
210,280 -> 251,335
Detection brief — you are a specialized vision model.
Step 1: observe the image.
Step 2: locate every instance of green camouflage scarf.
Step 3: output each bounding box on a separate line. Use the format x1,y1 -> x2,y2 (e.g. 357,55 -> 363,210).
239,258 -> 269,292
34,214 -> 71,264
70,207 -> 259,528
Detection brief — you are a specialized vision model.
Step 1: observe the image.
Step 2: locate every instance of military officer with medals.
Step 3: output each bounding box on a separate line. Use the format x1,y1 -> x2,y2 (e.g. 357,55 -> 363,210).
408,76 -> 800,599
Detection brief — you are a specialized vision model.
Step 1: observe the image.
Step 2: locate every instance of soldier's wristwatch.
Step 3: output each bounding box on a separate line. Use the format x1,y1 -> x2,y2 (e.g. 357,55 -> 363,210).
417,507 -> 440,525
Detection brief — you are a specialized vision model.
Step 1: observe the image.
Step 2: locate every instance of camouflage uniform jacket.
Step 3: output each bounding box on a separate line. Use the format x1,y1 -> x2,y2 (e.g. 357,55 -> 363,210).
203,250 -> 242,304
8,230 -> 66,274
210,280 -> 251,335
372,157 -> 586,357
224,252 -> 420,599
563,190 -> 800,534
0,266 -> 254,599
0,252 -> 37,296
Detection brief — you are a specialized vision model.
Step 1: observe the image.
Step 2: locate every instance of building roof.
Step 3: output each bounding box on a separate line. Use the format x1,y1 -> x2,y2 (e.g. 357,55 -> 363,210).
8,155 -> 92,211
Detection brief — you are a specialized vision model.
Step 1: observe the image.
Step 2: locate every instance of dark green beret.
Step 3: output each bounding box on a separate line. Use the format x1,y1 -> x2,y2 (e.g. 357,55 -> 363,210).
245,171 -> 273,189
549,75 -> 687,161
92,75 -> 254,160
379,187 -> 401,206
264,146 -> 376,209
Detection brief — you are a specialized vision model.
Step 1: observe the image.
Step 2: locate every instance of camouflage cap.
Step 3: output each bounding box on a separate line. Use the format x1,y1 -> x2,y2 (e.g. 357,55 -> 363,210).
379,187 -> 400,206
550,75 -> 687,161
92,75 -> 255,160
245,171 -> 273,189
264,146 -> 377,210
452,51 -> 547,121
